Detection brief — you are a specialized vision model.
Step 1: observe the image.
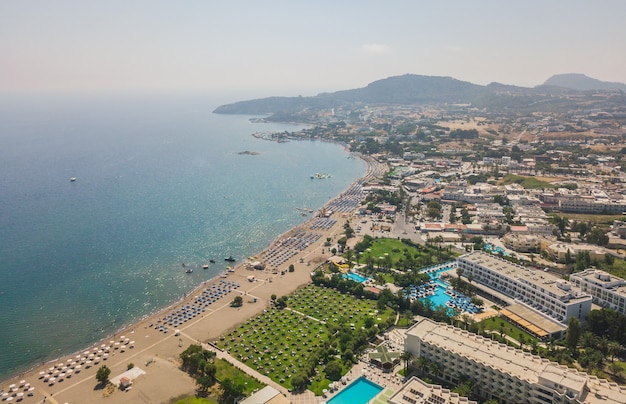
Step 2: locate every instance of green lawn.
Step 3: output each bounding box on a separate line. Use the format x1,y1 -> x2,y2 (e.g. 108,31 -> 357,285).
216,285 -> 393,391
172,397 -> 217,404
481,316 -> 538,347
500,174 -> 557,189
357,238 -> 456,271
215,359 -> 264,396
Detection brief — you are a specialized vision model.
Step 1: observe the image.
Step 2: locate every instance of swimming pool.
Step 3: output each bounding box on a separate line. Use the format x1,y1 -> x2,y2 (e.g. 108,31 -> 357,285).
484,243 -> 509,256
328,377 -> 383,404
344,272 -> 368,283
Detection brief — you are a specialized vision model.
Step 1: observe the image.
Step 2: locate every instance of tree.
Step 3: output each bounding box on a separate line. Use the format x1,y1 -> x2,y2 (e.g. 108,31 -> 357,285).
400,351 -> 413,373
417,356 -> 430,376
95,365 -> 111,385
290,372 -> 309,391
324,360 -> 343,381
566,317 -> 581,352
586,227 -> 609,246
275,296 -> 288,309
220,378 -> 244,403
231,295 -> 243,307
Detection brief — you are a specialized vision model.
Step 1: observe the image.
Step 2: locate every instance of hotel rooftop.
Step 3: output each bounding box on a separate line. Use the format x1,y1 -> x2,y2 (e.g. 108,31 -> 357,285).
406,318 -> 626,403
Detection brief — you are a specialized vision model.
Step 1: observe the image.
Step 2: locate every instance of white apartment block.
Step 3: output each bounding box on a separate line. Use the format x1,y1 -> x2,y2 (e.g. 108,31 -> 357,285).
405,317 -> 626,404
457,252 -> 592,323
388,376 -> 476,404
570,269 -> 626,315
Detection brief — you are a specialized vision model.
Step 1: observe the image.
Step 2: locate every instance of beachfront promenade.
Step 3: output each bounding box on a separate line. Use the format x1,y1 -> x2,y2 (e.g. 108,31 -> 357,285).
0,156 -> 387,404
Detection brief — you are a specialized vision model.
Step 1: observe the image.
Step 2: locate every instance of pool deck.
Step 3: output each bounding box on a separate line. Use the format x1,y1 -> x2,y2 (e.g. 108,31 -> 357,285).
288,352 -> 405,404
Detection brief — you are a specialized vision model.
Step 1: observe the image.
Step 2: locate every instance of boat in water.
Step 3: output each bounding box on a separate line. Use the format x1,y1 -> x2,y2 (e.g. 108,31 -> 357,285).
185,268 -> 193,274
209,259 -> 216,264
225,256 -> 236,262
69,177 -> 77,182
202,264 -> 209,270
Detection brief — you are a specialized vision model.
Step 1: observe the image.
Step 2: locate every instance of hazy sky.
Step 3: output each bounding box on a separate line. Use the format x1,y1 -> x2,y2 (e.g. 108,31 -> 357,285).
2,1 -> 626,96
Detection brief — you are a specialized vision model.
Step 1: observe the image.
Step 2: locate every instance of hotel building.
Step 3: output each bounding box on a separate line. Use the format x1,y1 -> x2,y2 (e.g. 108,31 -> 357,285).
456,252 -> 592,323
388,376 -> 476,404
405,317 -> 626,404
570,269 -> 626,315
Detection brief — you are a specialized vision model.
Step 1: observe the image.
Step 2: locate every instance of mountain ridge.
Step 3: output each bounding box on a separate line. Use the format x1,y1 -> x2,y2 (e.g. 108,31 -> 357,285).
213,73 -> 625,115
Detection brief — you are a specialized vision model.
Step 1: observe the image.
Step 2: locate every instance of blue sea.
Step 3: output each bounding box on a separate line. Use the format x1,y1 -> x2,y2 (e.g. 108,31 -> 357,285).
0,93 -> 365,381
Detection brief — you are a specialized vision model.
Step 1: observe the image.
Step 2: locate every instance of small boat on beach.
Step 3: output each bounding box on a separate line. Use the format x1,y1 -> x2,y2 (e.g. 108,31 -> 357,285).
225,256 -> 236,262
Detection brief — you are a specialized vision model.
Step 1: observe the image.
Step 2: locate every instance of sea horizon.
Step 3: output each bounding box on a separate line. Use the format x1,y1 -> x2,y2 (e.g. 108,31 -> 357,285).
0,92 -> 366,381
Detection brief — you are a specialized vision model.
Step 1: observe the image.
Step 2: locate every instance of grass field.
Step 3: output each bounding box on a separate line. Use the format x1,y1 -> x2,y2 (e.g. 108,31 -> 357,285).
499,174 -> 557,189
481,316 -> 538,347
559,212 -> 625,225
358,238 -> 456,270
216,285 -> 394,393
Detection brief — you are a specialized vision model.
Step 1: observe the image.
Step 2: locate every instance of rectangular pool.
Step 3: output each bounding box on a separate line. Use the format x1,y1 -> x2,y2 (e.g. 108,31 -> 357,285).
328,377 -> 383,404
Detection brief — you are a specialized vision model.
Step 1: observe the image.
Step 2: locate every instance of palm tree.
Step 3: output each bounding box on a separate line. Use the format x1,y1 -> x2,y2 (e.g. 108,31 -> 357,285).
416,356 -> 430,377
400,351 -> 413,374
608,342 -> 622,363
430,362 -> 441,380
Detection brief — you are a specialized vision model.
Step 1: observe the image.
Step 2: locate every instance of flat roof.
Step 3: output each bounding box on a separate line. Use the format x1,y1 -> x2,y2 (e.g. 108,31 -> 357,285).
459,252 -> 591,303
406,318 -> 626,403
500,304 -> 566,337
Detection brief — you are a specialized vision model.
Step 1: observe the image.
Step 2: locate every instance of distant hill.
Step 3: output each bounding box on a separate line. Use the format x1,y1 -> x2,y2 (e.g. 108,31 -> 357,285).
213,73 -> 625,116
543,73 -> 626,92
213,74 -> 489,115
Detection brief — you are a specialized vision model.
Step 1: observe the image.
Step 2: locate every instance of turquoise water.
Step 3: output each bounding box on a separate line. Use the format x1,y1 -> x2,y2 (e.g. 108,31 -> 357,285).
484,243 -> 509,256
0,93 -> 365,381
344,273 -> 368,283
328,377 -> 383,404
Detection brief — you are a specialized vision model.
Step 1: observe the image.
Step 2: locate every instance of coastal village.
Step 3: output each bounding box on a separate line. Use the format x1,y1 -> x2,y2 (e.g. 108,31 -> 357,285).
3,92 -> 626,404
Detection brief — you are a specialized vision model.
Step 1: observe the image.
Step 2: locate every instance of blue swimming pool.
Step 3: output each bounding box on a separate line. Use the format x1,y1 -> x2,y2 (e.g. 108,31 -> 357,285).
328,377 -> 383,404
484,243 -> 509,256
344,272 -> 368,283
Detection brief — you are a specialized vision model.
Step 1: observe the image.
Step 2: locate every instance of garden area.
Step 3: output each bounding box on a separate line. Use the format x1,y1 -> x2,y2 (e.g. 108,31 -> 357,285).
352,236 -> 458,275
216,285 -> 394,394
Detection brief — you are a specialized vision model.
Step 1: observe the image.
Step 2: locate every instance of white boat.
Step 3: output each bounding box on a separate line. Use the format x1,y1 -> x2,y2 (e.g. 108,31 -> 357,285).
69,177 -> 77,182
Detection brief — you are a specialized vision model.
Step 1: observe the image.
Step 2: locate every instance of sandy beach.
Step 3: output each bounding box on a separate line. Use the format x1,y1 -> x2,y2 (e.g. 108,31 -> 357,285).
0,156 -> 385,404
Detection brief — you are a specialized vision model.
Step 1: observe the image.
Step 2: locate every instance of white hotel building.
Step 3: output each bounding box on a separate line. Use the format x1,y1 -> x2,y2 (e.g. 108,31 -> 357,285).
570,269 -> 626,315
456,252 -> 592,323
405,317 -> 626,404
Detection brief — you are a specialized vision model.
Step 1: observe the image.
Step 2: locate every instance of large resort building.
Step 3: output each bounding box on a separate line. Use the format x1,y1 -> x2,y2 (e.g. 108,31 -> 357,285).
388,376 -> 477,404
405,317 -> 626,404
457,252 -> 592,324
570,269 -> 626,315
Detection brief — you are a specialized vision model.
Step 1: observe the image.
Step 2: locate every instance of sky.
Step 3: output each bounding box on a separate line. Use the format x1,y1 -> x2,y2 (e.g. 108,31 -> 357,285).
2,1 -> 626,97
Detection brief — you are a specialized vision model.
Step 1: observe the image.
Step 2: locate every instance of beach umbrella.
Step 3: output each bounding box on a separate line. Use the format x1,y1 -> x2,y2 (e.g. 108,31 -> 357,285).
8,384 -> 15,389
6,397 -> 13,402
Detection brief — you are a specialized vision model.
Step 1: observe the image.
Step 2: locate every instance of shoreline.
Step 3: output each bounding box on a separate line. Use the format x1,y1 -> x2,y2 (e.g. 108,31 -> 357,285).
0,153 -> 386,403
